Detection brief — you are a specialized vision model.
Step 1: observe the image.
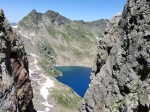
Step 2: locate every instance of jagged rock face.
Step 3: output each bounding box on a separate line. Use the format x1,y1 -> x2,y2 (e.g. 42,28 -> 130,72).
94,13 -> 122,72
18,9 -> 42,32
44,10 -> 71,26
79,0 -> 150,112
79,12 -> 122,112
0,9 -> 33,112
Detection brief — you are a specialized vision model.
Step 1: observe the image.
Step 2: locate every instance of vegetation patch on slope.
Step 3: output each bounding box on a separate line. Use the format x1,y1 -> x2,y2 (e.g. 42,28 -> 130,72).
37,38 -> 62,77
51,80 -> 82,110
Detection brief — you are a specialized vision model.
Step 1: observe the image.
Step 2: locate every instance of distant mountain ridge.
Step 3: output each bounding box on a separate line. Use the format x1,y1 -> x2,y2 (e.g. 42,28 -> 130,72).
10,22 -> 17,26
17,9 -> 108,67
18,9 -> 108,38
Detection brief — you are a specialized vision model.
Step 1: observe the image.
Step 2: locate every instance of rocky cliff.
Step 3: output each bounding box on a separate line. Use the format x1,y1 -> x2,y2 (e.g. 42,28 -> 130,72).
0,9 -> 33,112
80,0 -> 150,111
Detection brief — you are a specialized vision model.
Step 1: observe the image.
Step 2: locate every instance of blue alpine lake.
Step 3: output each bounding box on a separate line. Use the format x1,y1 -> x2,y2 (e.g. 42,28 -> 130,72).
55,66 -> 92,97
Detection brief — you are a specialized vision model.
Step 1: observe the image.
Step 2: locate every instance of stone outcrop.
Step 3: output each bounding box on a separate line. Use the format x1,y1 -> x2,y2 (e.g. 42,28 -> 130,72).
92,13 -> 122,75
79,0 -> 150,111
0,9 -> 33,111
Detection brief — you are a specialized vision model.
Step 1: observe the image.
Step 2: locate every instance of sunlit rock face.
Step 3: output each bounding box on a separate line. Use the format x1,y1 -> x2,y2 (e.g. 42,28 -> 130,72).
79,0 -> 150,111
0,9 -> 33,112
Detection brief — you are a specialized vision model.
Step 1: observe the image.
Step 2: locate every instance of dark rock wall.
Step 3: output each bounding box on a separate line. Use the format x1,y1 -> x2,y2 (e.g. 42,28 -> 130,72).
80,0 -> 150,112
0,9 -> 33,112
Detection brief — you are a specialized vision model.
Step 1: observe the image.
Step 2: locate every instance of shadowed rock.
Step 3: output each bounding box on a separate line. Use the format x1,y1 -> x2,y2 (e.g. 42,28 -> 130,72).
79,0 -> 150,111
0,9 -> 34,112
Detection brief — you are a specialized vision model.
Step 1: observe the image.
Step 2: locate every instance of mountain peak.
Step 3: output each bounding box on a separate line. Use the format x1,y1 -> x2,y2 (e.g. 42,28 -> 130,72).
29,9 -> 38,15
44,10 -> 60,18
18,9 -> 42,31
44,10 -> 71,26
45,10 -> 59,15
18,9 -> 108,31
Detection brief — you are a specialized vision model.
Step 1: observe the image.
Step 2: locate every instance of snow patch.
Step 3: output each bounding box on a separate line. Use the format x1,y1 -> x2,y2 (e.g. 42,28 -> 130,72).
42,101 -> 53,107
35,65 -> 41,71
95,36 -> 99,40
29,69 -> 34,75
45,107 -> 50,112
12,25 -> 18,28
34,58 -> 38,64
22,34 -> 31,39
116,12 -> 122,16
19,30 -> 22,34
30,53 -> 38,57
40,76 -> 54,100
31,33 -> 35,36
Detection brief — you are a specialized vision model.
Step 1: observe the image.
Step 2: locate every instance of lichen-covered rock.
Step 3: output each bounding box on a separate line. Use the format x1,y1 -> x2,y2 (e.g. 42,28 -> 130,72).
0,9 -> 33,112
79,0 -> 150,112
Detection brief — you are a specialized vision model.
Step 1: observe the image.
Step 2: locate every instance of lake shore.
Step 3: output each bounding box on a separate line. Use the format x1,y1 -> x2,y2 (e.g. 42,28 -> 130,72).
55,66 -> 92,97
55,64 -> 92,68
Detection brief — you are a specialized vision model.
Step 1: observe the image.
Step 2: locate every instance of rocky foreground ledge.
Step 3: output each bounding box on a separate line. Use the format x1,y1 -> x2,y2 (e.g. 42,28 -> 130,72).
0,9 -> 33,111
80,0 -> 150,111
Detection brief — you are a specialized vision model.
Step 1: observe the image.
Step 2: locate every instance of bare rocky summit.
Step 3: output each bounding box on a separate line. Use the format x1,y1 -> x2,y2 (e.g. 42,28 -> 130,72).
79,0 -> 150,111
0,9 -> 33,112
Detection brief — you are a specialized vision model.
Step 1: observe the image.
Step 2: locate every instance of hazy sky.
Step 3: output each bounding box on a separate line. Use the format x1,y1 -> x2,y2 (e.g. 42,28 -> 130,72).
0,0 -> 127,23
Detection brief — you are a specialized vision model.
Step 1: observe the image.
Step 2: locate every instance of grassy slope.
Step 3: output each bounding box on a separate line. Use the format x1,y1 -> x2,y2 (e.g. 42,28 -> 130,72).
45,22 -> 98,65
51,78 -> 82,112
36,38 -> 62,77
